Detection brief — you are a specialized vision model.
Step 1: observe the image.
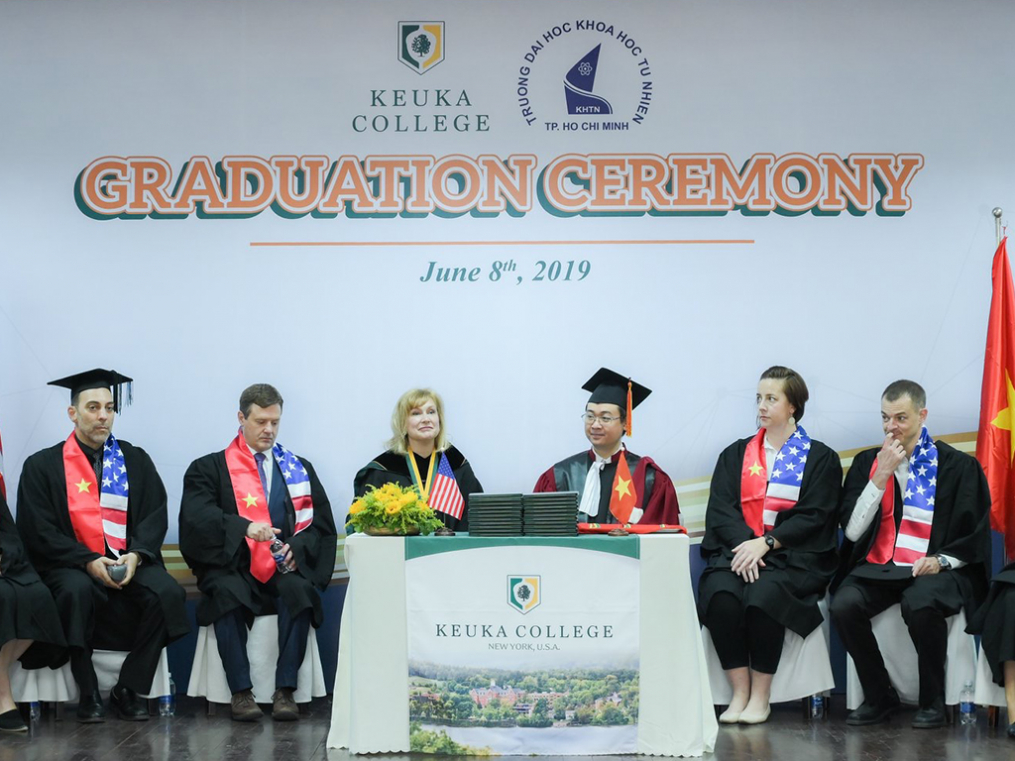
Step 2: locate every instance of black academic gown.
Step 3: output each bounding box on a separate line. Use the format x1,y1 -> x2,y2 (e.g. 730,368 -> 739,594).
697,436 -> 842,637
179,450 -> 337,627
832,441 -> 992,614
352,446 -> 482,532
0,493 -> 65,668
967,562 -> 1015,686
15,439 -> 190,649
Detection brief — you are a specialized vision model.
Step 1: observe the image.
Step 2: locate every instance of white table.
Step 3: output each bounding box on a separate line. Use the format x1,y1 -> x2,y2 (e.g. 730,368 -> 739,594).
328,533 -> 716,756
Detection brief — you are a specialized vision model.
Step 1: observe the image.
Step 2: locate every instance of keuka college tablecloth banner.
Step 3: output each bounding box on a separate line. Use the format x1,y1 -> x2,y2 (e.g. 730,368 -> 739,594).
406,539 -> 639,755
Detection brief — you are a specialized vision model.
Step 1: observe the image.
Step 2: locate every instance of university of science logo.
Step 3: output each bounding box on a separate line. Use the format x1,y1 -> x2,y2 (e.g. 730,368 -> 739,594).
565,45 -> 611,115
508,576 -> 541,614
398,21 -> 445,75
516,19 -> 652,131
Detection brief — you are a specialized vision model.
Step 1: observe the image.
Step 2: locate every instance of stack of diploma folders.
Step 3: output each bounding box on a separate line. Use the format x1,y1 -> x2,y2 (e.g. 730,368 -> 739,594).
522,492 -> 579,536
468,492 -> 579,537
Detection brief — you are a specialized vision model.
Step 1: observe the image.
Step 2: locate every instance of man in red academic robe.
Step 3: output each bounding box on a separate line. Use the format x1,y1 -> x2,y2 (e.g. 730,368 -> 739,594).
533,368 -> 680,525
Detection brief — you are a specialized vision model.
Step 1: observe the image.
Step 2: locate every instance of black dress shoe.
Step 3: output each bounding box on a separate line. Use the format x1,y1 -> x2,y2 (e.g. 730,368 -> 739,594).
110,685 -> 149,721
846,687 -> 901,726
0,709 -> 27,733
76,688 -> 106,723
911,698 -> 946,729
1007,722 -> 1015,738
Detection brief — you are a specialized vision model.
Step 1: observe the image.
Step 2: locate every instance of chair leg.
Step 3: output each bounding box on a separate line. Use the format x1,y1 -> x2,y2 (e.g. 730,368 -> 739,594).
53,701 -> 65,722
206,699 -> 217,717
987,706 -> 999,728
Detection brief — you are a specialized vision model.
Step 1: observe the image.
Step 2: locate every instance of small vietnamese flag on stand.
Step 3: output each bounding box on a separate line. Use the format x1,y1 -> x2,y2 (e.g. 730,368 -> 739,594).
976,236 -> 1015,558
609,450 -> 641,524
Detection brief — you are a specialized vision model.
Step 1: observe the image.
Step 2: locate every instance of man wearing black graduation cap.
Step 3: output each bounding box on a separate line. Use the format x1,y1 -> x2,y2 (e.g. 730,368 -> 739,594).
533,369 -> 681,525
16,369 -> 189,722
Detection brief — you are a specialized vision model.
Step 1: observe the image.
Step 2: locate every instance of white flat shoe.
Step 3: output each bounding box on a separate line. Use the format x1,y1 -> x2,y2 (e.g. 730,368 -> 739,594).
738,707 -> 771,724
718,707 -> 742,724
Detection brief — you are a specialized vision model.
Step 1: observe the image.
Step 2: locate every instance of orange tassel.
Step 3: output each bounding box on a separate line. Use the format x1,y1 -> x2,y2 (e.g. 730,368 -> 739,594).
626,380 -> 633,437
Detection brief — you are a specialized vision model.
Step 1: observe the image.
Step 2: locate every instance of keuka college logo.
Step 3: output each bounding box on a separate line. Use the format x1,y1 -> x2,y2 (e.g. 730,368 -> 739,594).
564,45 -> 611,115
398,21 -> 445,75
508,576 -> 541,614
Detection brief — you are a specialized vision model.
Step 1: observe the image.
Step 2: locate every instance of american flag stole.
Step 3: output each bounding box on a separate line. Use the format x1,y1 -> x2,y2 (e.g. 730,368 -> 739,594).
740,426 -> 812,535
63,432 -> 129,556
271,442 -> 314,534
867,427 -> 938,566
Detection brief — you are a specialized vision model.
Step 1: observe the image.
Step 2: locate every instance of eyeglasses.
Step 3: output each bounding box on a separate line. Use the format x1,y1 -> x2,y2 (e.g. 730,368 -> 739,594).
581,413 -> 621,425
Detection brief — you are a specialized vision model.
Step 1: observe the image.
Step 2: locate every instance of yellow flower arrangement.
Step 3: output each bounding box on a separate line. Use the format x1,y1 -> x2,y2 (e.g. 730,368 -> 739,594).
345,482 -> 444,535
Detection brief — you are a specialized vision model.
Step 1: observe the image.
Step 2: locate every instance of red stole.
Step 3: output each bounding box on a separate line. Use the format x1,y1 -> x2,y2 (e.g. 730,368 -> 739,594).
740,430 -> 769,536
224,435 -> 275,583
63,433 -> 106,554
865,459 -> 898,564
740,429 -> 803,535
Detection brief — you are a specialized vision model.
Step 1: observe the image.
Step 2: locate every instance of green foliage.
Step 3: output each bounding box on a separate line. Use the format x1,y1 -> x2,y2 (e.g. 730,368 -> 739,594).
407,663 -> 639,727
409,722 -> 492,755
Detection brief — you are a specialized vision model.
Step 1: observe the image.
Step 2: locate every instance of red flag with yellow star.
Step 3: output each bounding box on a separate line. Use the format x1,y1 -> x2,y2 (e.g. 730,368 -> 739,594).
609,450 -> 640,523
977,236 -> 1015,556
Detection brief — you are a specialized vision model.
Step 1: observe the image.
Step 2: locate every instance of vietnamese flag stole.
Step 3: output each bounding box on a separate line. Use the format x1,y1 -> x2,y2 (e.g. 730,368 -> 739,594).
977,236 -> 1015,558
609,450 -> 641,523
63,432 -> 129,556
225,435 -> 276,583
224,434 -> 317,583
740,427 -> 812,535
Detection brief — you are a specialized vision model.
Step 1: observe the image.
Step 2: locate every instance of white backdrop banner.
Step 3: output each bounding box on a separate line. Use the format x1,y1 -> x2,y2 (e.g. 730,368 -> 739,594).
1,0 -> 1011,538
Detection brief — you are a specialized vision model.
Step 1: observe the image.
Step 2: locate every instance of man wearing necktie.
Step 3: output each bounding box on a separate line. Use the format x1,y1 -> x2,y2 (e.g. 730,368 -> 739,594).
179,383 -> 336,722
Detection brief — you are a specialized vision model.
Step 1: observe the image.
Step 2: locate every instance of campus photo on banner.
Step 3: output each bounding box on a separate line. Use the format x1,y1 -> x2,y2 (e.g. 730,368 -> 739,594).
405,541 -> 639,755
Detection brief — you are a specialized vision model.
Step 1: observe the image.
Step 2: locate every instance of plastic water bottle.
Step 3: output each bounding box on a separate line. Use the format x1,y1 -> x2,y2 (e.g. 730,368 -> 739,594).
28,701 -> 41,721
959,680 -> 976,725
159,677 -> 176,717
810,694 -> 824,719
269,538 -> 290,574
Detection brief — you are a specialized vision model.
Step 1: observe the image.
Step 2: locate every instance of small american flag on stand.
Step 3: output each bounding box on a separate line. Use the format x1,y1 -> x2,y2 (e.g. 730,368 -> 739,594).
429,453 -> 464,520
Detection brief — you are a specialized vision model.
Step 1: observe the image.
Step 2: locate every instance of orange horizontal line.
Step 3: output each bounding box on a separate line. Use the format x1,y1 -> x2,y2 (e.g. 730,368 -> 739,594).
249,239 -> 754,247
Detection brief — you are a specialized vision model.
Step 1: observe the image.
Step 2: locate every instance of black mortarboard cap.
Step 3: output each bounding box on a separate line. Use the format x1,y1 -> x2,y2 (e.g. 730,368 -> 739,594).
582,368 -> 651,436
48,368 -> 133,412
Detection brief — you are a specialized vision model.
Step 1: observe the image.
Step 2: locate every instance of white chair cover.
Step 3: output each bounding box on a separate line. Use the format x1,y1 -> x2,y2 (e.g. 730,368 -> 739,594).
703,597 -> 835,703
186,615 -> 326,704
10,648 -> 170,702
845,605 -> 976,709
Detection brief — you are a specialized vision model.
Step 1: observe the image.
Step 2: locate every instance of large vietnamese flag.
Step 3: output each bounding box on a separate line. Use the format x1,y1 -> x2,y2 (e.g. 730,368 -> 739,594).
977,236 -> 1015,557
0,425 -> 5,500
